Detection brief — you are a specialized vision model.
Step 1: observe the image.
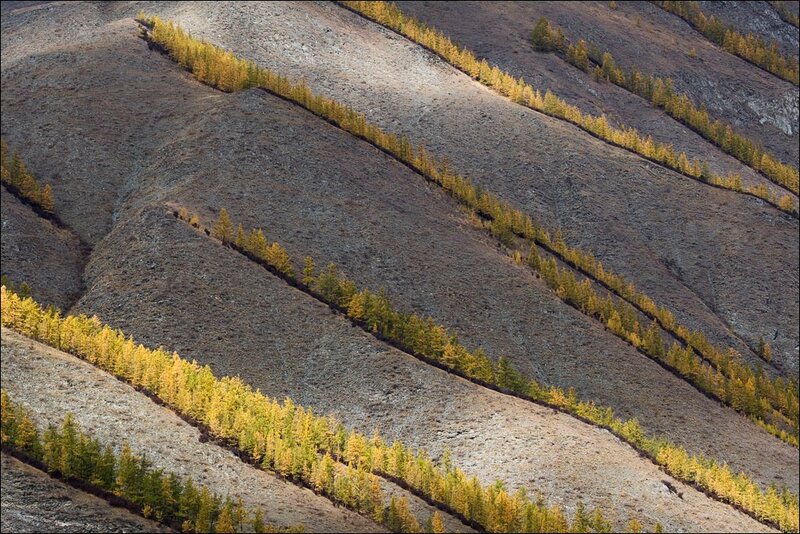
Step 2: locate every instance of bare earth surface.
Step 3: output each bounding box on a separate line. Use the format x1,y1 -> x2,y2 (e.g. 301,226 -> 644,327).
1,322 -> 775,533
133,1 -> 799,376
72,207 -> 780,529
0,3 -> 797,531
0,0 -> 796,499
395,0 -> 797,206
699,0 -> 800,60
0,328 -> 387,534
471,0 -> 799,163
0,452 -> 168,533
1,187 -> 85,311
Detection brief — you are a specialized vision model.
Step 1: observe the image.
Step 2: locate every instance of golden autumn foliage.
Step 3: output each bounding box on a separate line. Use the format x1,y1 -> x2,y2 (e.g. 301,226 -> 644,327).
340,3 -> 797,214
656,1 -> 799,85
142,11 -> 798,448
534,17 -> 799,196
171,207 -> 798,532
1,285 -> 641,533
339,1 -> 798,216
1,138 -> 56,214
1,392 -> 301,533
333,3 -> 799,441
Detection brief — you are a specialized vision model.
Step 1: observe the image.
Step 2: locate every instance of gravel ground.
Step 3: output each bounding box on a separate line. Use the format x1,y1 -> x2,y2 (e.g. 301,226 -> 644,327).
699,1 -> 799,61
471,0 -> 798,163
0,452 -> 168,533
73,209 -> 780,532
395,0 -> 796,206
0,3 -> 796,531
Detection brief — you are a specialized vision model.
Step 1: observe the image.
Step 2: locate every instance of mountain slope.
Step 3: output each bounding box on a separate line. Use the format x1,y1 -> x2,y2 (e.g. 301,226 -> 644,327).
130,1 -> 799,376
0,453 -> 167,533
0,187 -> 85,310
0,327 -> 389,533
0,2 -> 797,532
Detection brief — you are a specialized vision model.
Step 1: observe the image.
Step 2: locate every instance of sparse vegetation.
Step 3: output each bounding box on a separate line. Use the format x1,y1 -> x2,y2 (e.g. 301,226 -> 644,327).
769,1 -> 800,28
142,12 -> 799,447
531,17 -> 565,52
339,3 -> 797,214
1,139 -> 56,214
1,391 -> 302,533
2,284 -> 639,533
533,17 -> 799,196
654,1 -> 800,85
3,5 -> 796,533
174,211 -> 799,532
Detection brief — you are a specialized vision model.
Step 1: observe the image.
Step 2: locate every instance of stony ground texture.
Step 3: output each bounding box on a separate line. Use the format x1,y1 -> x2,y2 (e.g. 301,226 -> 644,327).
487,1 -> 800,163
0,452 -> 168,533
1,187 -> 85,311
396,0 -> 797,208
133,0 -> 799,376
1,325 -> 775,533
0,2 -> 797,532
699,1 -> 799,62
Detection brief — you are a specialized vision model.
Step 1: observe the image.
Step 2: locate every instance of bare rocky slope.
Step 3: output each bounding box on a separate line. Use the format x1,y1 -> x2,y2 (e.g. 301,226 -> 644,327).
455,0 -> 798,163
0,186 -> 85,311
0,2 -> 798,531
17,225 -> 777,534
0,452 -> 169,533
126,1 -> 799,376
1,0 -> 797,491
78,79 -> 800,493
699,1 -> 800,60
394,0 -> 796,205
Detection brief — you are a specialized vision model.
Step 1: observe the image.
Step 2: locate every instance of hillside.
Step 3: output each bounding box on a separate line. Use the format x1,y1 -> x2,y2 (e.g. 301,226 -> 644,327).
0,328 -> 395,533
394,0 -> 797,202
1,453 -> 168,533
1,1 -> 798,533
123,1 -> 799,375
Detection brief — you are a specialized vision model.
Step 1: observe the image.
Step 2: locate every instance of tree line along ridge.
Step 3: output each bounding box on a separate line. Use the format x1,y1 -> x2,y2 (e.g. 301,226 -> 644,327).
0,391 -> 302,533
653,1 -> 800,85
529,15 -> 799,198
1,139 -> 55,214
340,2 -> 798,216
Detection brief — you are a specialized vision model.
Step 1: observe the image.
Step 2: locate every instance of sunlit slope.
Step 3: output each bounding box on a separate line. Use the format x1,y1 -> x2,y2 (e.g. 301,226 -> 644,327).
0,1 -> 796,498
132,1 -> 800,376
0,452 -> 166,533
0,328 -> 386,533
394,0 -> 795,205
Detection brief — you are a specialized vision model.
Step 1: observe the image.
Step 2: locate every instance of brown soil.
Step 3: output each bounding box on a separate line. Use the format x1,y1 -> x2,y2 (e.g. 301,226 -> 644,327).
0,186 -> 85,311
449,0 -> 798,164
2,0 -> 797,494
72,204 -> 793,528
2,318 -> 776,533
120,1 -> 800,377
0,452 -> 168,533
0,1 -> 217,246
